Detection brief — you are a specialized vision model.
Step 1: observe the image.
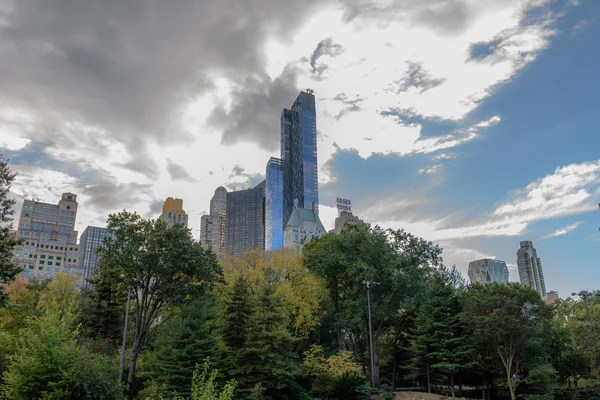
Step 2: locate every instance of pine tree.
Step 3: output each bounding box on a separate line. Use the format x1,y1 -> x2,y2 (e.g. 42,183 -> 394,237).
412,275 -> 474,396
234,284 -> 298,398
150,294 -> 219,397
0,154 -> 20,305
221,275 -> 254,382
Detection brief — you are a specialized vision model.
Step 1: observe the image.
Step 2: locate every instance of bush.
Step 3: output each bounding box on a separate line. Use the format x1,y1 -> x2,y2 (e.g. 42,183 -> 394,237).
312,372 -> 369,400
579,387 -> 600,400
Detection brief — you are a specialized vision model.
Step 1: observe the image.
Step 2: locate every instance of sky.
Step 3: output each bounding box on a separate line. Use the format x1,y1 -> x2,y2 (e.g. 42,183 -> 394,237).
1,0 -> 598,298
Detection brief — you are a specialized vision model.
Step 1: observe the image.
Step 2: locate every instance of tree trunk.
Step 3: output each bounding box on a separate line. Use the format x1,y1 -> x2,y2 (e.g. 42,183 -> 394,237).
426,361 -> 431,393
391,357 -> 397,391
451,373 -> 455,398
127,337 -> 141,391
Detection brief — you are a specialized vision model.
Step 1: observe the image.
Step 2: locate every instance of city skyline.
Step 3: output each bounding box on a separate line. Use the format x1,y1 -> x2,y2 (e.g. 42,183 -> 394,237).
1,0 -> 599,298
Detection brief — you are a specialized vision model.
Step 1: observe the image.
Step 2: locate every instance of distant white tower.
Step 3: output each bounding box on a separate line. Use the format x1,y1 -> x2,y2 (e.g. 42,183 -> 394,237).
517,241 -> 546,296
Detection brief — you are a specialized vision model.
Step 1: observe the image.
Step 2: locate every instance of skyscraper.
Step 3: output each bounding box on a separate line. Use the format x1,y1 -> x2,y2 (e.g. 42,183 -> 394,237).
468,259 -> 509,284
224,182 -> 265,256
78,226 -> 114,288
158,197 -> 188,228
517,241 -> 546,296
200,186 -> 227,254
265,157 -> 283,252
281,91 -> 319,233
13,193 -> 84,288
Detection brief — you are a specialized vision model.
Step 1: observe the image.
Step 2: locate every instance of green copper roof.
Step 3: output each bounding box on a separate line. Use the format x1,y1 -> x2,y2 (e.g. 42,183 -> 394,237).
285,206 -> 327,233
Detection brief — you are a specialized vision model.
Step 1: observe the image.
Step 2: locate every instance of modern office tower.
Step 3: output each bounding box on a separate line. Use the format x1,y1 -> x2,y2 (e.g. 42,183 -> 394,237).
281,91 -> 319,235
224,182 -> 265,256
517,240 -> 546,296
78,226 -> 114,288
200,186 -> 227,254
468,259 -> 509,284
158,197 -> 188,228
13,193 -> 84,288
333,211 -> 365,233
283,199 -> 327,250
265,157 -> 284,252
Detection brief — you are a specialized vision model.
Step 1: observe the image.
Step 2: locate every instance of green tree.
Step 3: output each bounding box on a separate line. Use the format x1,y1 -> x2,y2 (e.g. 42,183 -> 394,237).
302,224 -> 440,386
461,283 -> 555,400
221,276 -> 254,372
234,284 -> 298,398
1,309 -> 123,399
148,295 -> 220,397
98,212 -> 221,390
412,274 -> 475,397
0,154 -> 20,305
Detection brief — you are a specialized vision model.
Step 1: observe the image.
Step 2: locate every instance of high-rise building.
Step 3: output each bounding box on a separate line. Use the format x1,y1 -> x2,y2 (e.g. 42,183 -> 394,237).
333,211 -> 365,233
281,91 -> 318,234
78,226 -> 114,288
158,197 -> 188,228
283,199 -> 327,250
544,290 -> 559,305
468,259 -> 509,284
224,182 -> 265,256
265,157 -> 284,252
200,187 -> 227,254
13,193 -> 84,288
517,241 -> 546,296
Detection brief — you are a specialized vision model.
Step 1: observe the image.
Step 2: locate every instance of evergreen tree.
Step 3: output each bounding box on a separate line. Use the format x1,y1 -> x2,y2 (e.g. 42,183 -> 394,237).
150,295 -> 220,397
221,275 -> 254,372
412,275 -> 474,396
234,284 -> 298,398
0,155 -> 20,305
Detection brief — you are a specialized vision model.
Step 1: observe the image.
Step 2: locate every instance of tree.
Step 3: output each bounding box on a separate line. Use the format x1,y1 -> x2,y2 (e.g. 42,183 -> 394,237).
221,275 -> 254,371
1,309 -> 123,399
302,224 -> 441,386
97,212 -> 221,390
412,274 -> 475,397
148,295 -> 220,397
461,283 -> 555,400
220,248 -> 326,338
38,272 -> 79,318
234,283 -> 298,398
0,154 -> 20,304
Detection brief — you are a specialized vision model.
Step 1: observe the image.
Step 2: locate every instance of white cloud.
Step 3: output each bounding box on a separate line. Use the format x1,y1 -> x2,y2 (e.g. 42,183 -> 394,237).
541,221 -> 584,240
418,164 -> 443,175
369,160 -> 600,241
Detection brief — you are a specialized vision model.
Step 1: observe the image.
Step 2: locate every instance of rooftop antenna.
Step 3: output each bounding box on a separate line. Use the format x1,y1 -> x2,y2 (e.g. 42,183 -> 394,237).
306,88 -> 314,94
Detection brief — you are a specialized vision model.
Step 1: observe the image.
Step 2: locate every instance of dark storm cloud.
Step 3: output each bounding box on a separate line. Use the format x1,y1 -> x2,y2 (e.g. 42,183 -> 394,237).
339,0 -> 472,35
167,160 -> 196,183
0,0 -> 331,176
390,61 -> 446,94
210,66 -> 300,151
81,178 -> 153,211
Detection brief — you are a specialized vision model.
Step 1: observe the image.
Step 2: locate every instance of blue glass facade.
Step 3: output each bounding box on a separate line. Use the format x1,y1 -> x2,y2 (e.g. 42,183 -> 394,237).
281,91 -> 319,231
468,258 -> 509,285
265,157 -> 283,252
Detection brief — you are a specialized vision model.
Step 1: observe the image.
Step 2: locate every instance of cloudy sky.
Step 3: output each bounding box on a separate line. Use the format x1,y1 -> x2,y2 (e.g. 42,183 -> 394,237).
1,0 -> 599,297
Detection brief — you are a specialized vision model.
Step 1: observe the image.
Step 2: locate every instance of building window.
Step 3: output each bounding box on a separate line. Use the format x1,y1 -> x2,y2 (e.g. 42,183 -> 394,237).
39,261 -> 44,265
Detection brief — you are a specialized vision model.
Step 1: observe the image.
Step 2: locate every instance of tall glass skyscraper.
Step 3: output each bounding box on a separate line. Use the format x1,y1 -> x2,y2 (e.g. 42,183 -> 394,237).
517,241 -> 546,296
265,157 -> 283,252
281,91 -> 319,233
468,259 -> 509,284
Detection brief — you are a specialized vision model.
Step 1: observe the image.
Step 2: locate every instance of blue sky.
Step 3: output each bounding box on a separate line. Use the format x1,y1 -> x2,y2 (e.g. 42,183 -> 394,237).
0,0 -> 598,297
